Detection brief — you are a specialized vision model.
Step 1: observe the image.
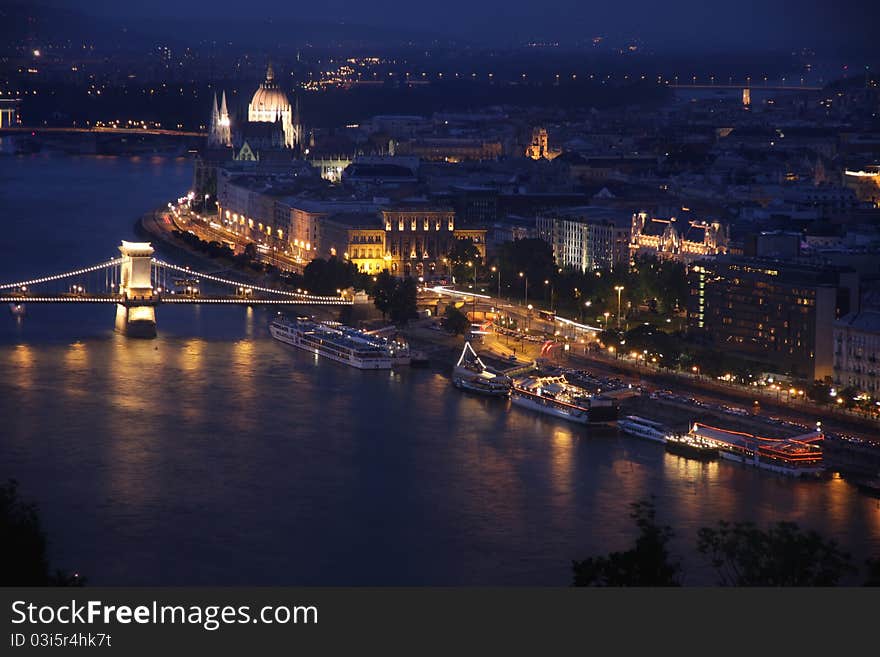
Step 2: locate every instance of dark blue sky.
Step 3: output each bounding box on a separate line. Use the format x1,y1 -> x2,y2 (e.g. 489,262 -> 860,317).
51,0 -> 879,52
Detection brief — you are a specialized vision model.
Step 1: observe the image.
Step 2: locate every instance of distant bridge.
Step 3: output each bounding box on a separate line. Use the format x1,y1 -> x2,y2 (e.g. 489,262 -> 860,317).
2,241 -> 349,338
0,126 -> 206,138
669,84 -> 821,91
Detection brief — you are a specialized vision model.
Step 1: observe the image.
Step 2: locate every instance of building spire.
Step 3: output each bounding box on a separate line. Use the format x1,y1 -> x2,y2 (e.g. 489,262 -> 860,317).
208,92 -> 220,146
217,90 -> 231,147
266,61 -> 275,83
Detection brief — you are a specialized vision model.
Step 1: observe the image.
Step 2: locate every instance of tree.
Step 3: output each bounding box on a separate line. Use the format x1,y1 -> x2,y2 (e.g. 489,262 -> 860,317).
572,499 -> 681,586
302,257 -> 364,296
1,480 -> 83,586
838,386 -> 860,410
697,520 -> 855,586
389,276 -> 418,324
446,238 -> 481,284
373,270 -> 396,320
243,242 -> 258,261
807,381 -> 831,405
497,238 -> 556,292
444,305 -> 470,335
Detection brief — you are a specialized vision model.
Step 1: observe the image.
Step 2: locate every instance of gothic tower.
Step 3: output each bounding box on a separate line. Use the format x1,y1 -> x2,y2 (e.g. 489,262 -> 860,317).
218,90 -> 232,147
208,92 -> 221,146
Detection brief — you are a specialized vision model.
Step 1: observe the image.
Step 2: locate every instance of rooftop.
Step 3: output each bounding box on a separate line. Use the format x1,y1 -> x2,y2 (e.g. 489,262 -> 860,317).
836,310 -> 880,333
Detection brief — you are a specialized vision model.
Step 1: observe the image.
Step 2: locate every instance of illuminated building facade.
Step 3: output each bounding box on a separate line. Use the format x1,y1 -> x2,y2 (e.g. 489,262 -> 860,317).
843,166 -> 880,207
525,127 -> 562,160
208,91 -> 232,147
0,98 -> 21,128
208,63 -> 303,152
247,63 -> 300,149
346,227 -> 388,274
833,311 -> 880,394
630,212 -> 729,263
536,209 -> 630,272
688,256 -> 859,380
381,208 -> 486,277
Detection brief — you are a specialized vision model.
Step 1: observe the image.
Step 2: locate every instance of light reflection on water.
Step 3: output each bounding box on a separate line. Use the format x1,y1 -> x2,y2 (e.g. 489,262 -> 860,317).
2,310 -> 879,585
0,154 -> 878,585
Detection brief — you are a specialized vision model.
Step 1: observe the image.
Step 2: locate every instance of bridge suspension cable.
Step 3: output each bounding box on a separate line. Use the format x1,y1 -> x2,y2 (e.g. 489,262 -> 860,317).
152,259 -> 345,302
0,258 -> 123,291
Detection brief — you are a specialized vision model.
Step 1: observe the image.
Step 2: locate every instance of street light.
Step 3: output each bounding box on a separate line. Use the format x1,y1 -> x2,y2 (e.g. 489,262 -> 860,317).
519,271 -> 528,308
614,285 -> 624,328
544,279 -> 555,311
491,265 -> 501,299
582,299 -> 592,321
603,311 -> 610,329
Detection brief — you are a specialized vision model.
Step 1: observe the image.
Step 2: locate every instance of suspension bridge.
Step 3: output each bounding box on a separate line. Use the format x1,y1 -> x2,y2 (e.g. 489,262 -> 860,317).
1,241 -> 350,337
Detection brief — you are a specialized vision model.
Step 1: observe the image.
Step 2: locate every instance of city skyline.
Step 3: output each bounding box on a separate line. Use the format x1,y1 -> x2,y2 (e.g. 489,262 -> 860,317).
22,0 -> 880,53
2,0 -> 879,603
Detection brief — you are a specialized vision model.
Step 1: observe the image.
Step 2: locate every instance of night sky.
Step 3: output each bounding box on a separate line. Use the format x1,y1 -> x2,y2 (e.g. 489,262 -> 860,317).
45,0 -> 880,53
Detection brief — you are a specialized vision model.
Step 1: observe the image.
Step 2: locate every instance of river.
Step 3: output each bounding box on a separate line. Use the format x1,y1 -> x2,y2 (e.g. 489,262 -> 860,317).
1,152 -> 878,584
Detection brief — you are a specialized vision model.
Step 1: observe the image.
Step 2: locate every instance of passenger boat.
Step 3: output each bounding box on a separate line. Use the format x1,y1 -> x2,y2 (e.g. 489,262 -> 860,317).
669,422 -> 824,477
350,325 -> 419,366
618,415 -> 668,443
9,303 -> 25,317
510,375 -> 617,425
452,342 -> 511,397
270,316 -> 394,369
665,432 -> 719,461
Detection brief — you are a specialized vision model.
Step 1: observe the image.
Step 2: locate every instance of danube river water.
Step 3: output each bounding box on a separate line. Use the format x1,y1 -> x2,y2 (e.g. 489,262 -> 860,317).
1,153 -> 878,585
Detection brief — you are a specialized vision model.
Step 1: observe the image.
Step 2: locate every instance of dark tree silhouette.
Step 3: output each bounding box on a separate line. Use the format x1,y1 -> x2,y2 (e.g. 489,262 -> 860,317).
1,480 -> 83,586
497,238 -> 555,288
697,520 -> 855,586
389,277 -> 418,324
302,256 -> 365,295
444,305 -> 470,335
446,237 -> 481,283
572,499 -> 682,586
373,270 -> 396,320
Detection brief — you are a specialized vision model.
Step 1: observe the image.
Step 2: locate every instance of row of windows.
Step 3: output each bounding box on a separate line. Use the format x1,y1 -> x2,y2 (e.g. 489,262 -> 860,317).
385,218 -> 455,232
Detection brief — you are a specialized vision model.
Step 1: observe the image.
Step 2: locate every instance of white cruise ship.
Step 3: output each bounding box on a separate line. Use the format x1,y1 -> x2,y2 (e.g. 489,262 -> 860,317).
452,342 -> 511,397
617,415 -> 668,443
270,316 -> 393,369
510,376 -> 617,425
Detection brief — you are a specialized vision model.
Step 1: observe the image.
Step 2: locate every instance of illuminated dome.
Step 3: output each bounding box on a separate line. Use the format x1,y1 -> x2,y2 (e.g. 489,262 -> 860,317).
247,63 -> 299,149
249,63 -> 291,117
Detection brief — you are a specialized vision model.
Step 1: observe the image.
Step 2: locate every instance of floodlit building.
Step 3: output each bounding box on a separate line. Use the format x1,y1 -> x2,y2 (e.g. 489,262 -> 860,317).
208,63 -> 303,152
382,206 -> 486,278
536,207 -> 631,272
630,212 -> 730,262
844,166 -> 880,206
688,256 -> 859,380
833,310 -> 880,393
525,127 -> 562,160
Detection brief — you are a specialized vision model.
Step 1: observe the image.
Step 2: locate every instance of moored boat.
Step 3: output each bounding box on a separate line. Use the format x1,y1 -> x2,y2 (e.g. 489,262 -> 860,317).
510,375 -> 617,425
665,434 -> 719,460
270,315 -> 394,369
452,342 -> 511,397
668,422 -> 824,477
618,415 -> 668,443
